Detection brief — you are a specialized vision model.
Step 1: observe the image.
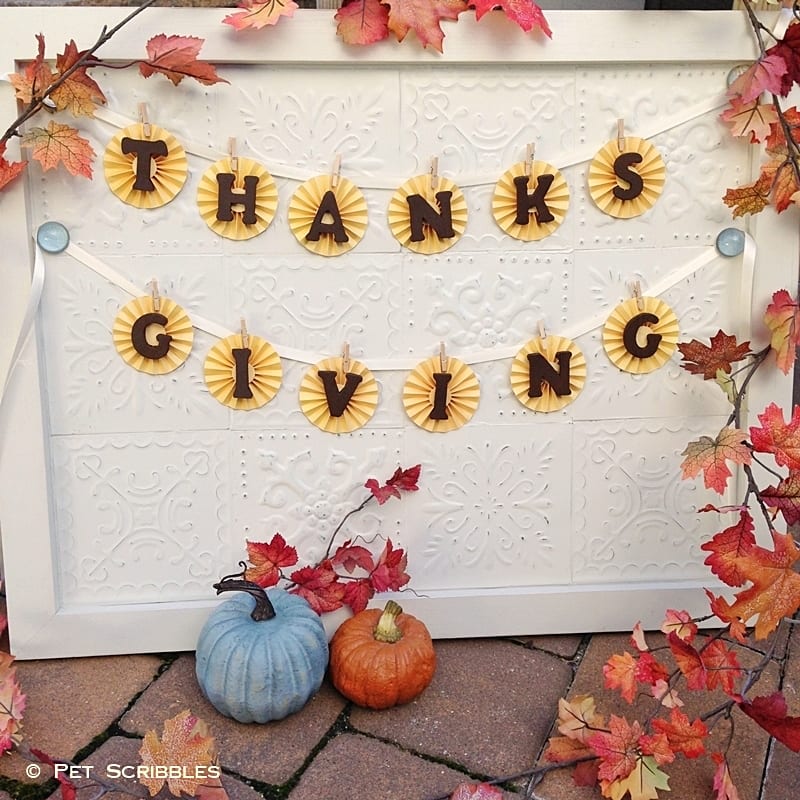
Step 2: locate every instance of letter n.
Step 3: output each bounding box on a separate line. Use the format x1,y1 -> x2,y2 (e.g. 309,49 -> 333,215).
407,192 -> 455,242
527,351 -> 572,398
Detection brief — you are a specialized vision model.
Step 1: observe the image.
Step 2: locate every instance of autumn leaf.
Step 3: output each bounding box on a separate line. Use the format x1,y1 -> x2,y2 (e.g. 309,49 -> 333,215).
651,708 -> 708,758
761,157 -> 800,212
765,106 -> 800,155
630,622 -> 648,653
139,710 -> 215,797
331,540 -> 375,573
651,679 -> 683,709
759,471 -> 800,525
603,651 -> 638,703
720,97 -> 778,143
0,142 -> 26,192
383,0 -> 468,52
750,401 -> 800,470
716,369 -> 737,406
50,39 -> 106,117
21,121 -> 94,178
366,463 -> 422,504
588,715 -> 642,782
764,20 -> 800,96
699,639 -> 742,696
700,509 -> 757,587
705,590 -> 748,645
224,0 -> 298,31
471,0 -> 551,37
342,577 -> 374,613
335,0 -> 391,46
722,171 -> 773,217
290,561 -> 346,613
727,53 -> 787,103
449,783 -> 503,800
196,776 -> 231,800
634,652 -> 669,688
680,427 -> 751,494
29,751 -> 77,800
600,755 -> 670,800
638,733 -> 674,767
556,694 -> 605,743
369,538 -> 410,591
711,753 -> 742,800
660,609 -> 697,643
667,633 -> 706,690
139,34 -> 227,86
0,653 -> 25,753
764,290 -> 800,374
738,691 -> 800,752
678,331 -> 750,381
245,533 -> 298,587
544,734 -> 595,763
8,33 -> 54,105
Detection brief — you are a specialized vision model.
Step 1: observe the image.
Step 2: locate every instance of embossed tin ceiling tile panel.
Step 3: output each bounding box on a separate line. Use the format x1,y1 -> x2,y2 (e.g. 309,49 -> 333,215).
53,431 -> 232,606
571,416 -> 732,585
400,424 -> 573,591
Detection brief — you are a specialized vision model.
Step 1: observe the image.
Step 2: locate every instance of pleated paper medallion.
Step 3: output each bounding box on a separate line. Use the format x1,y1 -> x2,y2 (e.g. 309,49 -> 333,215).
204,333 -> 282,411
510,335 -> 586,412
113,295 -> 193,374
588,136 -> 665,219
104,123 -> 187,209
602,297 -> 679,374
403,354 -> 479,432
299,356 -> 378,433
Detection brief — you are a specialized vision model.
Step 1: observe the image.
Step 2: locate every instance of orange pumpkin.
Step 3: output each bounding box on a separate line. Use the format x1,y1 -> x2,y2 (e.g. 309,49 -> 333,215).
329,600 -> 436,709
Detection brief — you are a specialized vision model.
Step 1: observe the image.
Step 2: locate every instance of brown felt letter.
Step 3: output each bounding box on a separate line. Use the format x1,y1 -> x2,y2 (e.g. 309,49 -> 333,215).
526,351 -> 572,398
121,137 -> 169,192
407,192 -> 455,242
216,174 -> 260,225
622,312 -> 662,359
130,312 -> 173,360
232,347 -> 254,399
317,370 -> 363,417
513,174 -> 555,225
429,372 -> 452,420
306,190 -> 349,243
612,152 -> 644,201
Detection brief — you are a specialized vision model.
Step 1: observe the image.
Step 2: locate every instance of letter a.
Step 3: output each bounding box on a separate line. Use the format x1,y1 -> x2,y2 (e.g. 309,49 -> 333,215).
306,190 -> 349,243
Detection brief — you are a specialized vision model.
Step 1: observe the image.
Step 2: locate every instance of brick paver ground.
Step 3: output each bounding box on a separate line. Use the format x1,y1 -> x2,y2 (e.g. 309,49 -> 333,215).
0,625 -> 796,800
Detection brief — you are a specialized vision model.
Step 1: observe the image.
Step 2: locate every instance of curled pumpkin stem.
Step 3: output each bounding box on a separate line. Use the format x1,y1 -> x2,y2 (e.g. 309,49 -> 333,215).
374,600 -> 404,643
213,562 -> 276,622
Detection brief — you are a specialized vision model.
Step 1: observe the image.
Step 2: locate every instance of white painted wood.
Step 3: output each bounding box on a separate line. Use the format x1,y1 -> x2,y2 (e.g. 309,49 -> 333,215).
0,9 -> 795,658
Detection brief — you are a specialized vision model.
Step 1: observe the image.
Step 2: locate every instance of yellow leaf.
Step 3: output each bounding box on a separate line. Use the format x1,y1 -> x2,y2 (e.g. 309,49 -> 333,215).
600,756 -> 670,800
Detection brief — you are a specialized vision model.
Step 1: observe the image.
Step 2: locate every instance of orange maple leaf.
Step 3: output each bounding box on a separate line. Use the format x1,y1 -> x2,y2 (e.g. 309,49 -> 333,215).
651,708 -> 708,759
680,427 -> 751,494
750,401 -> 800,470
763,289 -> 800,374
0,142 -> 26,192
139,34 -> 228,86
587,715 -> 642,782
49,39 -> 106,117
8,33 -> 55,105
765,106 -> 800,155
720,97 -> 778,143
383,0 -> 469,53
760,157 -> 800,212
139,710 -> 215,797
722,171 -> 773,217
700,509 -> 757,587
21,121 -> 95,178
335,0 -> 391,46
223,0 -> 298,31
603,651 -> 638,704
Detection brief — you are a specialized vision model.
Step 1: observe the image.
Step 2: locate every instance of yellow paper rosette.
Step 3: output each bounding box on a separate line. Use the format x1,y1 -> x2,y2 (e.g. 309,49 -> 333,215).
402,354 -> 479,432
510,335 -> 586,412
113,295 -> 193,374
602,296 -> 679,374
197,156 -> 278,240
287,174 -> 367,257
388,174 -> 468,254
104,123 -> 187,209
204,333 -> 282,410
492,160 -> 570,241
588,136 -> 665,219
299,356 -> 378,433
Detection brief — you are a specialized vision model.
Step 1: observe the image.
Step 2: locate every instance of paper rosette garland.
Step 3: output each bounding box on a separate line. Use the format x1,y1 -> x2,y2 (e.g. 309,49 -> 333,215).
588,136 -> 665,219
113,295 -> 194,374
603,296 -> 679,374
403,354 -> 480,432
204,333 -> 282,410
388,175 -> 468,254
492,160 -> 570,241
288,174 -> 368,257
510,335 -> 586,412
197,156 -> 278,240
104,123 -> 187,209
299,356 -> 379,433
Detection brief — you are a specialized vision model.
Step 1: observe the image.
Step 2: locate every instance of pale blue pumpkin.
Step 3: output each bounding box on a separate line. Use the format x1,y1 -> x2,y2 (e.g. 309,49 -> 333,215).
195,576 -> 328,723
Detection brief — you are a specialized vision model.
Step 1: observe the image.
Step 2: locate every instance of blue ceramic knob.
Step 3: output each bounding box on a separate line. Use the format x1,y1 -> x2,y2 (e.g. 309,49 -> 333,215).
716,227 -> 745,258
36,221 -> 70,254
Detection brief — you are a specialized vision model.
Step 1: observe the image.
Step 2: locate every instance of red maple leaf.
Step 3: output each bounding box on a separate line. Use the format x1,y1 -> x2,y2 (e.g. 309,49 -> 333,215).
759,471 -> 800,525
677,330 -> 751,380
720,97 -> 778,143
29,750 -> 77,800
738,692 -> 800,752
587,715 -> 641,782
700,639 -> 742,696
383,0 -> 469,52
0,142 -> 26,192
21,121 -> 95,178
603,651 -> 638,703
335,0 -> 391,46
668,633 -> 707,691
705,590 -> 748,645
139,34 -> 227,86
365,463 -> 421,504
290,562 -> 346,614
700,510 -> 757,587
449,783 -> 504,800
224,0 -> 298,31
651,709 -> 708,759
680,427 -> 751,494
764,289 -> 800,374
634,651 -> 669,687
638,732 -> 674,766
331,540 -> 375,573
471,0 -> 551,37
245,533 -> 298,587
764,20 -> 800,96
750,402 -> 800,470
369,538 -> 410,592
727,53 -> 787,103
342,578 -> 374,614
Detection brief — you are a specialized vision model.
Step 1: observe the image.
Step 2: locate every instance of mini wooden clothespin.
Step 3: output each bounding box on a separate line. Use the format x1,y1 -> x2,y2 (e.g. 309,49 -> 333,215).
537,319 -> 547,340
240,318 -> 249,349
630,280 -> 644,311
229,137 -> 239,174
438,341 -> 448,372
139,103 -> 152,139
341,341 -> 351,374
331,154 -> 342,190
430,157 -> 439,192
617,118 -> 626,152
149,278 -> 160,312
524,143 -> 535,181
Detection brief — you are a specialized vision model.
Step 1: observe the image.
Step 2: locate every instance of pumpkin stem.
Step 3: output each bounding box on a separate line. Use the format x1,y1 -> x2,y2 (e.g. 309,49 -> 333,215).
373,600 -> 403,643
213,562 -> 276,621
